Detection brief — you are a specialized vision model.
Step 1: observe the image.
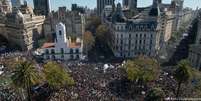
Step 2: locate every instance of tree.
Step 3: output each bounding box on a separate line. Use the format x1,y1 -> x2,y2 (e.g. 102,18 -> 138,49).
43,62 -> 74,90
86,15 -> 101,32
95,24 -> 113,45
145,87 -> 165,101
11,60 -> 42,101
174,60 -> 191,97
124,56 -> 160,85
83,31 -> 95,54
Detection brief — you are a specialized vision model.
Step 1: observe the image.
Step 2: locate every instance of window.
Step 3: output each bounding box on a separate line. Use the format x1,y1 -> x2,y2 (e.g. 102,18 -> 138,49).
70,55 -> 74,59
59,30 -> 62,36
45,49 -> 49,54
76,49 -> 79,53
51,49 -> 55,54
70,49 -> 74,53
76,55 -> 79,59
61,48 -> 64,54
61,55 -> 64,59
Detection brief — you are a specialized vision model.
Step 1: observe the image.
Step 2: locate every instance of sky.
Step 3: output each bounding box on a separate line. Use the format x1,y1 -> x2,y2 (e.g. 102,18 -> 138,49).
26,0 -> 201,11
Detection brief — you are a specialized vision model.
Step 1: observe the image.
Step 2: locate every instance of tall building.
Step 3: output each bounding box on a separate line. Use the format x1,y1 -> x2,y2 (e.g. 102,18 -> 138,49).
33,0 -> 51,16
11,0 -> 22,8
97,0 -> 115,16
122,0 -> 137,10
171,0 -> 184,31
0,0 -> 12,13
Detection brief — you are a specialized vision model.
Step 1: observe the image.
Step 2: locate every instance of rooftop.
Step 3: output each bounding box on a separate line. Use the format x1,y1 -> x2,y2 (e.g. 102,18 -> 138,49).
42,43 -> 55,48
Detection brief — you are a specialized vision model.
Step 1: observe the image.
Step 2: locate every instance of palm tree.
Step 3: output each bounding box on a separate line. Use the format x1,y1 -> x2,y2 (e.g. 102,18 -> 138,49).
145,87 -> 165,101
11,60 -> 41,101
174,60 -> 191,98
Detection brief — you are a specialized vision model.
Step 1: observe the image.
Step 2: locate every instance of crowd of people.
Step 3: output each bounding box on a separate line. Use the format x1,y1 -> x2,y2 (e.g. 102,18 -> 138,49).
0,49 -> 178,100
47,62 -> 178,101
49,62 -> 130,100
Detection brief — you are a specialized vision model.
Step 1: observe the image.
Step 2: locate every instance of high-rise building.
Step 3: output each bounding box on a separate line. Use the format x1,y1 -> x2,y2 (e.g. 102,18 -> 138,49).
122,0 -> 137,10
0,0 -> 12,13
11,0 -> 22,8
97,0 -> 114,16
33,0 -> 51,16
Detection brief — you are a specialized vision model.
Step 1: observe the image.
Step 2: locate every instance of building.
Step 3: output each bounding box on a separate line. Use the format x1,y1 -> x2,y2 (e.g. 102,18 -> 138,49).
103,5 -> 113,17
122,0 -> 137,10
171,0 -> 184,32
103,2 -> 162,58
97,0 -> 114,16
33,0 -> 51,16
71,4 -> 85,13
42,22 -> 83,60
44,6 -> 85,38
0,4 -> 45,50
0,0 -> 12,13
11,0 -> 21,8
188,10 -> 201,70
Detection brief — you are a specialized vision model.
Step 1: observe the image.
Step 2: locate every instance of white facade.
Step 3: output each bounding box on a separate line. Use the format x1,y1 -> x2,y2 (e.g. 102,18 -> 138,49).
111,21 -> 160,58
42,22 -> 83,60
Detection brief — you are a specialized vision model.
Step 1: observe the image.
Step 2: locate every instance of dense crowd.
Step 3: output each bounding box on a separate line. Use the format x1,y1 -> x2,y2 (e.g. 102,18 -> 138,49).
0,50 -> 178,100
48,62 -> 132,100
47,62 -> 178,101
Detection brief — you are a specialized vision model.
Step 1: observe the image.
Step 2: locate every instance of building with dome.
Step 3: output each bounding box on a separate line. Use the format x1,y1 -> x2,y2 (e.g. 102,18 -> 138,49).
41,22 -> 83,60
0,2 -> 45,50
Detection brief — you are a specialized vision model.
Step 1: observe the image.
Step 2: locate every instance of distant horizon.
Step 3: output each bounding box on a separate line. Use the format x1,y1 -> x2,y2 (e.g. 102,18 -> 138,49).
25,0 -> 201,11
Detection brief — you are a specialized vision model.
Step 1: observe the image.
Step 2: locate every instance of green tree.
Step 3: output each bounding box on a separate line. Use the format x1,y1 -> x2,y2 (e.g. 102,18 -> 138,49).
11,60 -> 42,101
86,15 -> 101,30
83,31 -> 95,54
43,62 -> 74,90
174,60 -> 191,97
124,56 -> 160,85
186,67 -> 201,97
95,24 -> 113,45
145,87 -> 165,101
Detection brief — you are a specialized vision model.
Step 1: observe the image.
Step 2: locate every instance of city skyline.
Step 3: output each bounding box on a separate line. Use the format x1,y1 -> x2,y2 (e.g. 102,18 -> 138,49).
25,0 -> 201,11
